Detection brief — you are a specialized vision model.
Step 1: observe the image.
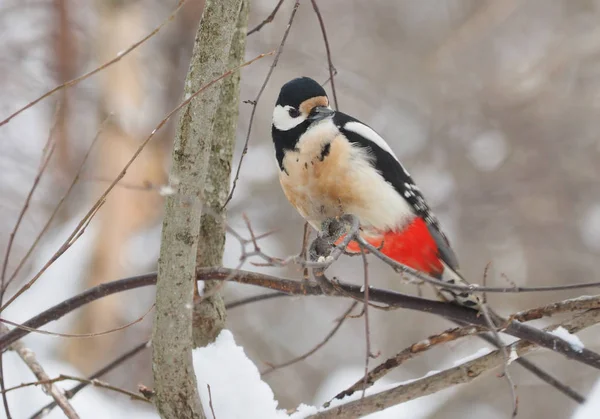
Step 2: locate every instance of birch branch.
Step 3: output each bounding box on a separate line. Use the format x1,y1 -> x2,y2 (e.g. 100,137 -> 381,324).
0,324 -> 79,419
309,308 -> 600,419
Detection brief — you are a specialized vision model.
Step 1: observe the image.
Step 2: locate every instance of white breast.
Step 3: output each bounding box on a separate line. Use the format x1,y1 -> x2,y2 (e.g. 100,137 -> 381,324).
343,143 -> 415,231
279,119 -> 415,233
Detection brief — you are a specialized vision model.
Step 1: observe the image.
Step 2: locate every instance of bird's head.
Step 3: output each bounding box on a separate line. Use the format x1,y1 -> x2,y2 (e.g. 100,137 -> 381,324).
272,77 -> 334,132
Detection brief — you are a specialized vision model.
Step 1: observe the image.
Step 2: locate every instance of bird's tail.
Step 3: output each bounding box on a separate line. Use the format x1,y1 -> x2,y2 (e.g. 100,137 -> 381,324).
337,225 -> 482,309
436,263 -> 482,309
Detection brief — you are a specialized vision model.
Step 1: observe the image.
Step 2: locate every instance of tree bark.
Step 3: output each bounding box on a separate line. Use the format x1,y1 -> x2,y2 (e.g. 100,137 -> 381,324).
192,0 -> 249,348
152,1 -> 246,418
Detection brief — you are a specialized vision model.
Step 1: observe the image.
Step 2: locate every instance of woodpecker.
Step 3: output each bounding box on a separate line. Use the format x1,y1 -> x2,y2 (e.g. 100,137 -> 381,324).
271,76 -> 479,308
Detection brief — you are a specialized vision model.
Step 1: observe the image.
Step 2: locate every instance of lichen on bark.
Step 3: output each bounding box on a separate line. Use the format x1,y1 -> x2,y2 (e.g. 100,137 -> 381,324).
151,1 -> 248,418
193,0 -> 249,349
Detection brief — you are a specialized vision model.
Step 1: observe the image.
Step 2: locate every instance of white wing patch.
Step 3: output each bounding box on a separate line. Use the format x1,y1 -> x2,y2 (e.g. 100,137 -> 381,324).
343,121 -> 399,162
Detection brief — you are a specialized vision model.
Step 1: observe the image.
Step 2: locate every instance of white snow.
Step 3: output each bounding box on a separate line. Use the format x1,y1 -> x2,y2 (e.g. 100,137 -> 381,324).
193,330 -> 288,419
2,351 -> 158,419
571,377 -> 600,419
158,185 -> 176,196
550,326 -> 585,353
306,367 -> 457,419
452,347 -> 492,366
507,347 -> 519,365
193,330 -> 461,419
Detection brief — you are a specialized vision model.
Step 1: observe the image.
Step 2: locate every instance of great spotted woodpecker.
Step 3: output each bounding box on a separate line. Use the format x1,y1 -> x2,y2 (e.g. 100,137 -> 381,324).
271,76 -> 479,308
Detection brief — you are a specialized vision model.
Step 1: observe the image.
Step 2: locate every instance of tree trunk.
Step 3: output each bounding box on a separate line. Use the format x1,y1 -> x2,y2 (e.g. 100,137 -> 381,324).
152,1 -> 247,418
193,0 -> 249,348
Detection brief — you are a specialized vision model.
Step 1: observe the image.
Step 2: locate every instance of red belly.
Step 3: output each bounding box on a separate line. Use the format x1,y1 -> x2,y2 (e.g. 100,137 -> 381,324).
339,217 -> 443,277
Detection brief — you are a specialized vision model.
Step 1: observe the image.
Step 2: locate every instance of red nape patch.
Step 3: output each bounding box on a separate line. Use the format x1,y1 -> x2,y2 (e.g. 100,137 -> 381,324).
337,218 -> 443,276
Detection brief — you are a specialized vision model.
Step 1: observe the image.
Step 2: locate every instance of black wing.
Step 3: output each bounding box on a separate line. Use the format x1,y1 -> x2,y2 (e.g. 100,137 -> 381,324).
333,111 -> 460,272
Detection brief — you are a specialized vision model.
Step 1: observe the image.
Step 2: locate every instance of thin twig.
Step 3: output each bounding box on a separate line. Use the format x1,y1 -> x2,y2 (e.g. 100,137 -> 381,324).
226,292 -> 288,309
1,106 -> 59,300
471,326 -> 585,404
0,304 -> 153,339
0,50 -> 274,312
261,301 -> 357,376
511,295 -> 600,322
510,356 -> 584,403
29,340 -> 151,418
359,247 -> 373,398
479,303 -> 518,417
357,236 -> 600,294
331,324 -> 488,402
299,222 -> 311,280
1,324 -> 79,418
0,105 -> 59,419
4,116 -> 108,292
247,0 -> 285,35
309,309 -> 600,419
223,0 -> 301,209
310,0 -> 339,110
207,384 -> 217,419
30,293 -> 291,418
0,350 -> 11,419
2,270 -> 600,371
2,374 -> 150,403
0,0 -> 188,128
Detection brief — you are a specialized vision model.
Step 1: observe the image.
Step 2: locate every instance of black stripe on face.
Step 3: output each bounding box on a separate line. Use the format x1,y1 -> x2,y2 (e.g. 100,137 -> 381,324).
272,120 -> 310,171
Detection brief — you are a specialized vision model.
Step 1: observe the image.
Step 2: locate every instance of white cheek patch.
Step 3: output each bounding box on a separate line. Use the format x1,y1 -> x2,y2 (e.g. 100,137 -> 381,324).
344,121 -> 399,162
272,105 -> 306,131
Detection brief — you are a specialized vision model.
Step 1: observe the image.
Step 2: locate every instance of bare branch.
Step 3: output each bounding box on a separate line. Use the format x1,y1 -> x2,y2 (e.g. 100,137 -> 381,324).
0,349 -> 11,418
310,0 -> 339,110
309,309 -> 600,419
152,1 -> 253,417
0,304 -> 152,339
29,293 -> 288,418
207,384 -> 217,419
247,0 -> 285,35
0,324 -> 79,418
3,116 -> 108,292
261,301 -> 358,376
334,324 -> 488,400
0,50 -> 273,313
2,269 -> 600,371
2,374 -> 150,403
1,106 -> 59,299
223,0 -> 301,208
357,236 -> 600,294
0,0 -> 188,128
512,295 -> 600,322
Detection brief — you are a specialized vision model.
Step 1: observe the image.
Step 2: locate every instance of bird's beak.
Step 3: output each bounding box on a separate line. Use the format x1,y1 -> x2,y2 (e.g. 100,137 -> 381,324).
308,106 -> 334,122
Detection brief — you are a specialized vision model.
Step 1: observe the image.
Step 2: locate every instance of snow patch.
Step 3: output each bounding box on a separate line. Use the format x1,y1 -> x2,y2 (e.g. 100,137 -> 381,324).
308,367 -> 457,418
452,347 -> 492,366
507,347 -> 519,365
193,330 -> 288,419
550,327 -> 585,353
572,377 -> 600,419
193,331 -> 457,419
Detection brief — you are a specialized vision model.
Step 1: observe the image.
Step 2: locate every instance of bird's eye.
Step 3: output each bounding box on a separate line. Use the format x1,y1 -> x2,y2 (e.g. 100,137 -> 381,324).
288,108 -> 300,118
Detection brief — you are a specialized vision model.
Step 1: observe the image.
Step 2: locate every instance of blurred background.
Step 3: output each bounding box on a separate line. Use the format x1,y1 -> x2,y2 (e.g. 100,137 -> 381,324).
1,0 -> 600,417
